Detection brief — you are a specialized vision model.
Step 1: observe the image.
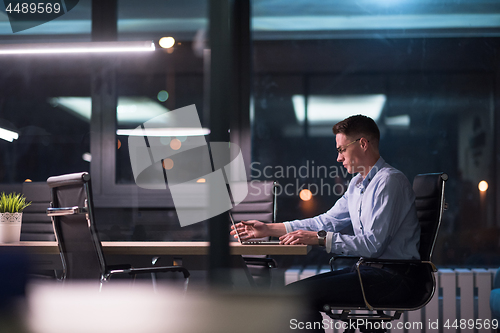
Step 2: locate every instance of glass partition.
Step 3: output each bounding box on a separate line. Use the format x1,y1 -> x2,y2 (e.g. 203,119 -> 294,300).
94,0 -> 209,241
0,73 -> 90,183
251,1 -> 500,266
1,0 -> 500,252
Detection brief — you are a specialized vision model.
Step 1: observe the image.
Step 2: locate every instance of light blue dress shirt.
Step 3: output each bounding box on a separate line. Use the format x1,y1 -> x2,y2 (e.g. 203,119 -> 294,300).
283,157 -> 420,260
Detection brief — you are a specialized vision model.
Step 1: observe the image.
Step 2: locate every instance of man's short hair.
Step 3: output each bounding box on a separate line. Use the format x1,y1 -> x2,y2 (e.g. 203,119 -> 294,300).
333,115 -> 380,146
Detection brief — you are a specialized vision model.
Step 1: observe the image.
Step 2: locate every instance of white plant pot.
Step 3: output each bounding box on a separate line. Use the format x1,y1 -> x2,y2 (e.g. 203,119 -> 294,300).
0,212 -> 22,243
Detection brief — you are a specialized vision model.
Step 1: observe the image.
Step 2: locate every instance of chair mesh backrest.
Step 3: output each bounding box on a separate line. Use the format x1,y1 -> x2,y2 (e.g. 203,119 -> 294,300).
47,172 -> 105,280
230,181 -> 277,223
21,182 -> 55,241
413,173 -> 447,261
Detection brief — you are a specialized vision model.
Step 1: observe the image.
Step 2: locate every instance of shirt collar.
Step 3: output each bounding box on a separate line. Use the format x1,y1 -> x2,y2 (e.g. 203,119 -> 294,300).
356,156 -> 385,189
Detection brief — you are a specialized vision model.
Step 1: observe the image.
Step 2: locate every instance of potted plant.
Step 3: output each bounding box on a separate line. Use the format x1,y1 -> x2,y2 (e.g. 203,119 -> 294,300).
0,192 -> 31,243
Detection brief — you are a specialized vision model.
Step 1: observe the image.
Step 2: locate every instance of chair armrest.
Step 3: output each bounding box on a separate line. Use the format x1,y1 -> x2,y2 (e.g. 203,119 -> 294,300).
107,264 -> 132,270
358,257 -> 421,266
47,206 -> 88,216
108,266 -> 190,279
329,255 -> 360,271
243,257 -> 277,268
357,257 -> 437,272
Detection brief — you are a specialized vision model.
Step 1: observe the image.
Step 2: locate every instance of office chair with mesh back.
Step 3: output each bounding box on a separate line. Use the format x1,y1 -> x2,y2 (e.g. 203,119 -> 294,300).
322,173 -> 448,332
230,181 -> 278,287
46,172 -> 190,291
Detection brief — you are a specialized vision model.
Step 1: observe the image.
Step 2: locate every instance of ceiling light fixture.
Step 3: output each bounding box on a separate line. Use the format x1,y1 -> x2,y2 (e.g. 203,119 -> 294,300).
292,94 -> 386,124
0,40 -> 155,55
50,97 -> 169,124
0,127 -> 19,142
117,128 -> 210,137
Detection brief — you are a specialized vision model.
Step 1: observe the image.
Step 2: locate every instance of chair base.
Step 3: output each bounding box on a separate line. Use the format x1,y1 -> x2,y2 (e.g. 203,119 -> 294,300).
322,308 -> 403,333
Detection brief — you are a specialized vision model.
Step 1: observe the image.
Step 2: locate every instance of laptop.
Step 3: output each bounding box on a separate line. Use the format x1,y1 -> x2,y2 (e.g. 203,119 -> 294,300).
230,213 -> 282,245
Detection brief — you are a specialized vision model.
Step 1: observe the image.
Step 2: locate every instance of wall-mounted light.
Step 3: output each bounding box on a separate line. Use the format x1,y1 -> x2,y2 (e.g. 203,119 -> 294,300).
0,127 -> 19,142
159,37 -> 175,49
0,41 -> 155,55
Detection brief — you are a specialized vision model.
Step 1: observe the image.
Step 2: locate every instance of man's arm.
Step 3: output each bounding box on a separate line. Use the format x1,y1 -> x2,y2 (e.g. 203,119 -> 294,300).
231,221 -> 323,245
283,193 -> 352,233
230,189 -> 353,245
277,193 -> 353,245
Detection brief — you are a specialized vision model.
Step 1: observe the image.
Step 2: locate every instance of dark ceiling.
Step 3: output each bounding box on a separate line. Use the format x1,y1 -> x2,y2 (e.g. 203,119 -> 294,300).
1,0 -> 500,41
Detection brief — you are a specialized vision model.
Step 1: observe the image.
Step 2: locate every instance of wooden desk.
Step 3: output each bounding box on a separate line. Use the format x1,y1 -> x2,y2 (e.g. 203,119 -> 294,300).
1,241 -> 310,288
0,241 -> 310,256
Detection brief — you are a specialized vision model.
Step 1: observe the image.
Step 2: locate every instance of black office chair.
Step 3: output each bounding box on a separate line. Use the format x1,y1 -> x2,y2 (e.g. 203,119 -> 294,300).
20,181 -> 63,279
322,173 -> 448,332
46,172 -> 190,291
230,180 -> 278,287
231,181 -> 278,224
21,181 -> 55,241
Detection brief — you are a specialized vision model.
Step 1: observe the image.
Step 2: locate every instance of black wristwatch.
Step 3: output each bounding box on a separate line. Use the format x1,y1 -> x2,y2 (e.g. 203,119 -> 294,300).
317,230 -> 327,247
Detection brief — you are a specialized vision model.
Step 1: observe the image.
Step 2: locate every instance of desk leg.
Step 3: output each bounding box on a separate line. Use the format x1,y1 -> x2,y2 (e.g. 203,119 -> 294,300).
230,255 -> 256,289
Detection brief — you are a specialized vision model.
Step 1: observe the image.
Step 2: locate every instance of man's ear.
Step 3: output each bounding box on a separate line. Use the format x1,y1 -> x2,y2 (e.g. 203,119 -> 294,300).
359,137 -> 369,150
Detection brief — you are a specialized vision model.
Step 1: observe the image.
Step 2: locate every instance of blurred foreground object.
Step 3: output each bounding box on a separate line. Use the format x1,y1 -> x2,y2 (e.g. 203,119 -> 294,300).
27,281 -> 302,333
0,248 -> 30,333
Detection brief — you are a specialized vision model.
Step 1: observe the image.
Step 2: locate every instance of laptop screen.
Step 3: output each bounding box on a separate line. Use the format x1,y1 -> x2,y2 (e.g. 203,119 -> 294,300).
229,213 -> 242,243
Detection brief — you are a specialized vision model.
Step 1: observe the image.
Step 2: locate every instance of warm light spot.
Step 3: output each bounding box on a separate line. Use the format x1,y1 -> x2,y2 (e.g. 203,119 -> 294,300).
299,189 -> 313,201
24,179 -> 32,182
479,180 -> 488,192
117,139 -> 121,149
170,138 -> 182,150
196,178 -> 206,183
159,37 -> 175,49
162,158 -> 174,170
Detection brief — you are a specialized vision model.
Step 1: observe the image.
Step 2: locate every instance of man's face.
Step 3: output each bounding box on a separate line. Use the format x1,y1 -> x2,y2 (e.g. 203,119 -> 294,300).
336,133 -> 361,174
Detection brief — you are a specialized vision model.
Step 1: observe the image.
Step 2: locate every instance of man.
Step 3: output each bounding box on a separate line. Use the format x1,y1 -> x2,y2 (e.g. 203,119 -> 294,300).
231,115 -> 420,331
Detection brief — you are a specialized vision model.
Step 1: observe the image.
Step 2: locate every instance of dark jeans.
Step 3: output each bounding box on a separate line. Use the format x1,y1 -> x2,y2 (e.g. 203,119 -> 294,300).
285,264 -> 418,333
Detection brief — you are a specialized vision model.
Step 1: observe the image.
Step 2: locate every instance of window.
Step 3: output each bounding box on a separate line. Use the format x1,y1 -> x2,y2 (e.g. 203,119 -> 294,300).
0,65 -> 91,185
251,2 -> 500,266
